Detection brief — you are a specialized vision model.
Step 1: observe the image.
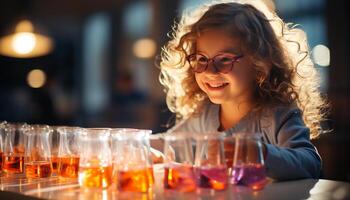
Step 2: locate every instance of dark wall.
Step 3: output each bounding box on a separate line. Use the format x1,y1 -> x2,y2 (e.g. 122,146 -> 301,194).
314,0 -> 350,181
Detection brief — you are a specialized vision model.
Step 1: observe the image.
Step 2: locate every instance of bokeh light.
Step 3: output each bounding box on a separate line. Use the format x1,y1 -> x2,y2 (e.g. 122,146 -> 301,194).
27,69 -> 47,88
11,32 -> 37,54
133,38 -> 157,59
312,44 -> 330,67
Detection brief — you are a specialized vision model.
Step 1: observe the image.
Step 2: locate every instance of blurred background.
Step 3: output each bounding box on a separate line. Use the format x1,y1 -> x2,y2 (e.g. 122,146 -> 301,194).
0,0 -> 349,182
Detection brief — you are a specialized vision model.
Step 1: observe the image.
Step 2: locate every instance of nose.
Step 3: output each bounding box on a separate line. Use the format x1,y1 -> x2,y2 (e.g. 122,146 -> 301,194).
204,60 -> 219,74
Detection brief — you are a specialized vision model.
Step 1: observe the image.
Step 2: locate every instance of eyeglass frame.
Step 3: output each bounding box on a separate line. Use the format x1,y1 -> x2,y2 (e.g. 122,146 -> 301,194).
186,53 -> 244,73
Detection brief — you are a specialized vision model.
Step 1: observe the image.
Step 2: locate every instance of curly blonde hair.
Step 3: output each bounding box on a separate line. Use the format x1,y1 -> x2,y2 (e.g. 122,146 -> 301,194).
159,0 -> 328,139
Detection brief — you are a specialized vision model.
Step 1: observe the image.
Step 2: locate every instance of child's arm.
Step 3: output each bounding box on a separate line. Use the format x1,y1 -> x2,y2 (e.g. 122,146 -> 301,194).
264,109 -> 322,180
149,134 -> 165,164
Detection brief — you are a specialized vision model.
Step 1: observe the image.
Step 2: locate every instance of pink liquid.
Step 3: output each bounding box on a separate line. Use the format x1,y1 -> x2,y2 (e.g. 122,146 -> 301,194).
195,166 -> 228,190
164,164 -> 196,192
230,163 -> 267,190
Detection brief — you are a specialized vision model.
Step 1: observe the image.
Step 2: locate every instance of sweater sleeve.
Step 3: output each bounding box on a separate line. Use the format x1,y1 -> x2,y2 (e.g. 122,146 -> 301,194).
264,109 -> 322,180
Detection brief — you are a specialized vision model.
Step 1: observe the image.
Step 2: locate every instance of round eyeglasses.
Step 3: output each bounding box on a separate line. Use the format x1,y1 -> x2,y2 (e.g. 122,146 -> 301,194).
187,53 -> 244,73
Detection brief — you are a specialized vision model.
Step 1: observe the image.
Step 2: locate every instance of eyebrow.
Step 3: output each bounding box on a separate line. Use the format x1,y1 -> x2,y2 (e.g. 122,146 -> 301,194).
197,48 -> 242,56
219,48 -> 242,55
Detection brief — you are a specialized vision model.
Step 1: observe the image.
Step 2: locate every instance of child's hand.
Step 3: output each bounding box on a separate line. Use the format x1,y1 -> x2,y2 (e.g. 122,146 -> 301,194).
150,147 -> 165,164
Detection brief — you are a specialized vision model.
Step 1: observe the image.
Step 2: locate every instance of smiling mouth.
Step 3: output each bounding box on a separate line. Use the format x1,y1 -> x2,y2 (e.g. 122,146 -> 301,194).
205,82 -> 229,89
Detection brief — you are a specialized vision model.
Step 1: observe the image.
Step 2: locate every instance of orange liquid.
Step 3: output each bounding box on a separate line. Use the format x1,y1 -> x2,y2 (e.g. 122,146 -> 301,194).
0,151 -> 3,171
58,156 -> 80,178
2,155 -> 25,174
147,167 -> 155,186
79,165 -> 112,188
25,161 -> 52,178
117,167 -> 154,193
164,165 -> 196,192
51,156 -> 59,173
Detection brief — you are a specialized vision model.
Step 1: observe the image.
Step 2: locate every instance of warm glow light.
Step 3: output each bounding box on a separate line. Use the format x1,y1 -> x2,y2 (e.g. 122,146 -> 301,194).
27,69 -> 46,88
15,20 -> 34,32
0,20 -> 53,58
133,38 -> 157,59
11,32 -> 37,54
312,44 -> 330,67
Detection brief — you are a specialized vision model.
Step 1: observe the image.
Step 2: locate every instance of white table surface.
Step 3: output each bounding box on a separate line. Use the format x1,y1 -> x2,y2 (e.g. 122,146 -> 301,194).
1,164 -> 350,200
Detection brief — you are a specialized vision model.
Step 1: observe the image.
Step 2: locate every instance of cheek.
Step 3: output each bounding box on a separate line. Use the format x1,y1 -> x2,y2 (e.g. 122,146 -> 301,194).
194,74 -> 206,91
228,66 -> 255,89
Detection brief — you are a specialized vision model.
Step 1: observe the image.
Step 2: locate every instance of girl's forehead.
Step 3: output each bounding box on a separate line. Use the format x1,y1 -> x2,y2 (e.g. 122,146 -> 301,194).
196,29 -> 242,56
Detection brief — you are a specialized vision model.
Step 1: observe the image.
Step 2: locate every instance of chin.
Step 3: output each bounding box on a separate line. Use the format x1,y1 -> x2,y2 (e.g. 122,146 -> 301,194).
207,96 -> 226,105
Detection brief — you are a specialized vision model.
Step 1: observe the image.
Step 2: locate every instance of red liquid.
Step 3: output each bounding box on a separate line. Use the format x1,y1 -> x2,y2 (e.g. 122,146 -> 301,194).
25,161 -> 52,178
117,167 -> 154,193
2,155 -> 25,174
58,156 -> 80,178
230,163 -> 267,190
195,166 -> 228,190
164,164 -> 196,192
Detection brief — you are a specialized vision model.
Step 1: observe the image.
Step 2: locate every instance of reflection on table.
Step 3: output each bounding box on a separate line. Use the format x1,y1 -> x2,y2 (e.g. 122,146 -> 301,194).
1,165 -> 350,200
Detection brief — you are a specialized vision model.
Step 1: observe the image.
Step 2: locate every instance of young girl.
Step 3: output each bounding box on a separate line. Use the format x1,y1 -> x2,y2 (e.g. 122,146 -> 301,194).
158,0 -> 327,181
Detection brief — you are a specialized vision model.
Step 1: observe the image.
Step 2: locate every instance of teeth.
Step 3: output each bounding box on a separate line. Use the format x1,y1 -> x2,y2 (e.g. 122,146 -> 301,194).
207,83 -> 227,88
